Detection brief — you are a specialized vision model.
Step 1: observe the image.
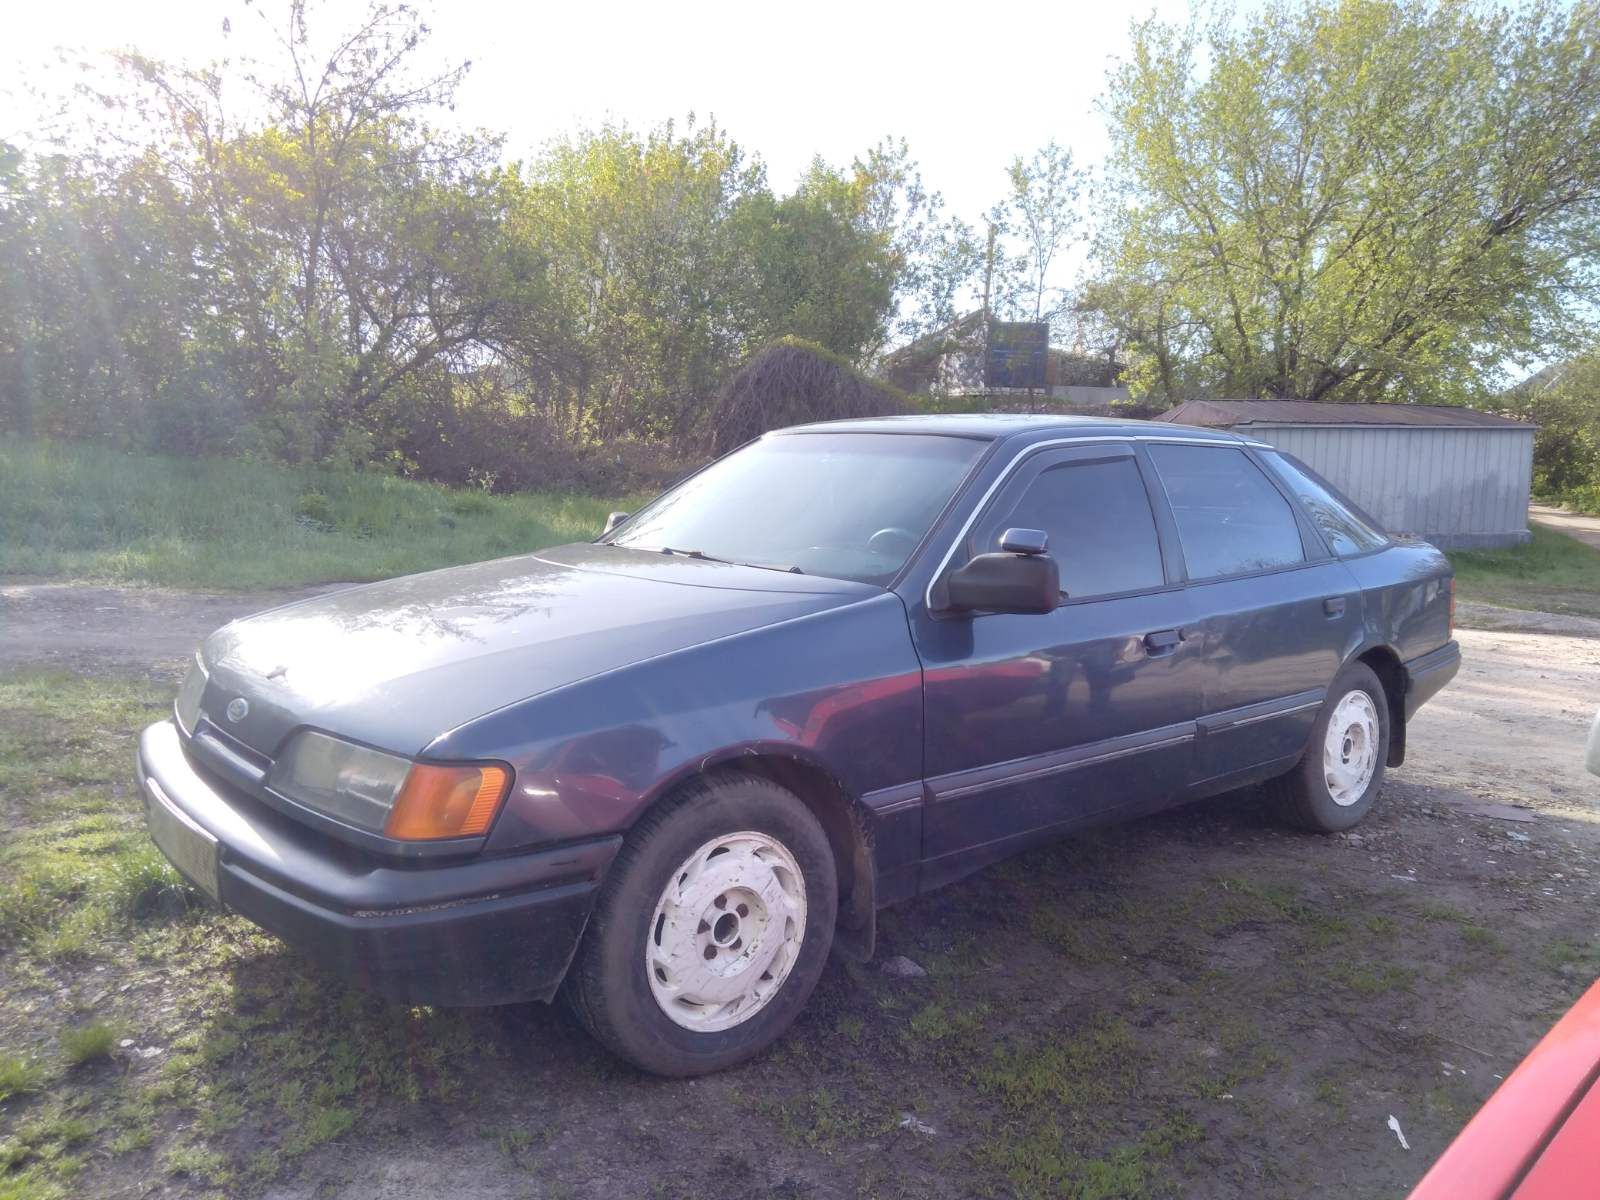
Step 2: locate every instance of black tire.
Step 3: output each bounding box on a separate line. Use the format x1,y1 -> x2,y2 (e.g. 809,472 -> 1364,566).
1267,661 -> 1391,833
562,771 -> 837,1076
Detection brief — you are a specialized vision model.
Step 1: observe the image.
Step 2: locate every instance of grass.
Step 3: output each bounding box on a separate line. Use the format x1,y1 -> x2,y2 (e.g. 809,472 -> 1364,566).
0,1057 -> 44,1103
58,1026 -> 117,1068
0,439 -> 636,590
1448,524 -> 1600,619
0,667 -> 503,1197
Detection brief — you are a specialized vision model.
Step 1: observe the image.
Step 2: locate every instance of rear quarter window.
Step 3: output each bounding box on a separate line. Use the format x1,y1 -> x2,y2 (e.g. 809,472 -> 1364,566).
1262,451 -> 1389,556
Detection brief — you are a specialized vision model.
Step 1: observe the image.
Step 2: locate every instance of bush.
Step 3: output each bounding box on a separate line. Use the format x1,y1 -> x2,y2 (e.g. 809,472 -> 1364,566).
293,490 -> 335,527
708,337 -> 911,454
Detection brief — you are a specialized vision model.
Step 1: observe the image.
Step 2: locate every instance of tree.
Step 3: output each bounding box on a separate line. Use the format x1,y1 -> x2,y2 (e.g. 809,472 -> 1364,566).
510,117 -> 766,447
989,141 -> 1084,324
1508,355 -> 1600,506
1091,0 -> 1600,405
115,1 -> 540,461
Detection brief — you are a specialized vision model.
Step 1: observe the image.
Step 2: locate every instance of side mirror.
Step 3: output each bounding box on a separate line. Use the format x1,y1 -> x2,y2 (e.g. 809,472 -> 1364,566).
603,511 -> 631,535
945,527 -> 1060,615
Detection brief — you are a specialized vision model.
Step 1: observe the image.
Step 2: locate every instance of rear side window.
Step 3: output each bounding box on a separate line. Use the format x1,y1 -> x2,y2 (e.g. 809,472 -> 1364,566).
971,455 -> 1165,600
1262,451 -> 1388,555
1147,444 -> 1306,580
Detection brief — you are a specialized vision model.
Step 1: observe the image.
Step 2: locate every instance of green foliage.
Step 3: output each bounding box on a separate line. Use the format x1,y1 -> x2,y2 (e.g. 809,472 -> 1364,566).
0,1055 -> 45,1103
0,439 -> 629,589
1508,353 -> 1600,510
1448,525 -> 1600,618
1092,0 -> 1600,405
989,140 -> 1085,324
0,4 -> 939,472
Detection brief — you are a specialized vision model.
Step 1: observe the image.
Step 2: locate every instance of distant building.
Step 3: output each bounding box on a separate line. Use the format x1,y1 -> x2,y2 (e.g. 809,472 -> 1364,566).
881,312 -> 1132,407
1160,399 -> 1536,549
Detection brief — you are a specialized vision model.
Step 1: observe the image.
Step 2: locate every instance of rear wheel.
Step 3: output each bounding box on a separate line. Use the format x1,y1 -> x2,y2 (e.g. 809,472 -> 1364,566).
1268,661 -> 1390,832
563,772 -> 837,1076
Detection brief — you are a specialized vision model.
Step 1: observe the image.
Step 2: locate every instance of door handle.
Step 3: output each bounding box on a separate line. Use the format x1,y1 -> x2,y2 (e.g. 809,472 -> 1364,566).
1323,597 -> 1347,618
1143,628 -> 1184,656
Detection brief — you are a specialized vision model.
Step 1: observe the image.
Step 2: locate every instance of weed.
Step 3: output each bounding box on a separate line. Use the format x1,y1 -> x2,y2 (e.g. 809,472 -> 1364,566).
1326,960 -> 1416,996
976,1017 -> 1140,1114
1542,937 -> 1600,975
1029,905 -> 1121,962
59,1024 -> 118,1066
0,1054 -> 45,1102
162,1143 -> 232,1185
768,1087 -> 882,1149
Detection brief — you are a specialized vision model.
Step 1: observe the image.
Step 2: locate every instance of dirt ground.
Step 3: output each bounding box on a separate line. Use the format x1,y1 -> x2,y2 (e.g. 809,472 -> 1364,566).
3,583 -> 1599,1199
0,581 -> 348,675
1530,503 -> 1600,552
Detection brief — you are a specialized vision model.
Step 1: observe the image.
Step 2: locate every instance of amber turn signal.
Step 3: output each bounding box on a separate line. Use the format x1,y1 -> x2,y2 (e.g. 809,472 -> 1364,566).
384,762 -> 511,840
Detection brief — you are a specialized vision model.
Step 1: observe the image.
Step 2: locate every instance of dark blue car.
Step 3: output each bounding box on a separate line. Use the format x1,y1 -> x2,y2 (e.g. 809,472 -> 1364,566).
138,414 -> 1460,1074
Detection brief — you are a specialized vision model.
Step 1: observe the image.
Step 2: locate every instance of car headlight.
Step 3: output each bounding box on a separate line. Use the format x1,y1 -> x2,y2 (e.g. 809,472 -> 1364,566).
175,654 -> 208,735
266,730 -> 511,841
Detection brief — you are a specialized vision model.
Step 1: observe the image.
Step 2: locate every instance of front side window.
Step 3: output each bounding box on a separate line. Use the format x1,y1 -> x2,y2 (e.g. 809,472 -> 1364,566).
1262,451 -> 1388,556
967,453 -> 1166,601
609,432 -> 987,585
1147,444 -> 1306,580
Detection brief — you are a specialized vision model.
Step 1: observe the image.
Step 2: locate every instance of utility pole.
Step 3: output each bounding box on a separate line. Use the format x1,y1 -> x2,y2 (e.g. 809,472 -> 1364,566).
981,222 -> 996,402
981,222 -> 996,326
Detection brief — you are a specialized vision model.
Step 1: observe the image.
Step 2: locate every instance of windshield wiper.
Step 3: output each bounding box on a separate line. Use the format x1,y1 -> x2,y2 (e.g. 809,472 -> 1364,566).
657,546 -> 732,563
654,546 -> 804,575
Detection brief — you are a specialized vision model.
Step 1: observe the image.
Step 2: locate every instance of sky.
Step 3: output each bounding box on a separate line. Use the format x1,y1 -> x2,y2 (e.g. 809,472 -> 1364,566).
3,0 -> 1196,230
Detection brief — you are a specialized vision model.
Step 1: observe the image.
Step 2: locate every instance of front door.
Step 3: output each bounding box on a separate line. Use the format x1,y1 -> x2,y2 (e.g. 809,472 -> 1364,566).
911,441 -> 1202,889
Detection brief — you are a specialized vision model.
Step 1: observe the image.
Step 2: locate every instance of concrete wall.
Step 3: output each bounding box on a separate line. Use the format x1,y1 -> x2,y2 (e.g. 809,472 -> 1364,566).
1243,424 -> 1535,549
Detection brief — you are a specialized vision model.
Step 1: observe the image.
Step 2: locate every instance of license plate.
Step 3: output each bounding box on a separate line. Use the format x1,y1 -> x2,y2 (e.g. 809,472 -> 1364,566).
144,780 -> 221,904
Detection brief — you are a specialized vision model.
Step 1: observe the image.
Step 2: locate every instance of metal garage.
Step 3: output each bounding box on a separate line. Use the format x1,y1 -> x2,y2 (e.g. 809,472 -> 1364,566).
1158,400 -> 1535,549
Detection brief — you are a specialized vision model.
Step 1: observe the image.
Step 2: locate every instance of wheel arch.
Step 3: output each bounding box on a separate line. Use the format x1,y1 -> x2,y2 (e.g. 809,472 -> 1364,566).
636,744 -> 878,962
1350,643 -> 1406,767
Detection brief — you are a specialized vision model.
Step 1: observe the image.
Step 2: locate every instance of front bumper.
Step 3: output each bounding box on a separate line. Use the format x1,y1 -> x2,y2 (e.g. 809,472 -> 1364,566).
1403,640 -> 1461,721
136,719 -> 620,1006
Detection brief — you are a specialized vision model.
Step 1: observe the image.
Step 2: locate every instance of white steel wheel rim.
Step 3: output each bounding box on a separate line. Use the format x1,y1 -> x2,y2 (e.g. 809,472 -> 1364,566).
645,831 -> 807,1033
1324,690 -> 1380,806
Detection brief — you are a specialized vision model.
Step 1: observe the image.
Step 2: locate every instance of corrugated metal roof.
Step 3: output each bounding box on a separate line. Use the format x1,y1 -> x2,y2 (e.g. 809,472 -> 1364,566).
1158,399 -> 1532,430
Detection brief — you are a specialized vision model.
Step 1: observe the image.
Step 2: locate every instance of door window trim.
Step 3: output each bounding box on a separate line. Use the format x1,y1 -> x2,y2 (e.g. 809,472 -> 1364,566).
933,441 -> 1172,613
922,433 -> 1276,611
1143,441 -> 1324,584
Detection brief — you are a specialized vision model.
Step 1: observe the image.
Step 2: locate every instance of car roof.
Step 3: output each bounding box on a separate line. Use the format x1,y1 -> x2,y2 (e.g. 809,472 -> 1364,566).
774,412 -> 1252,445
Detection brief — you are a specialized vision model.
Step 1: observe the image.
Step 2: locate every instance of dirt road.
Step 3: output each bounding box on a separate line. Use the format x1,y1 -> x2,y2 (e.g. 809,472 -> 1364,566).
1530,503 -> 1600,551
0,581 -> 342,675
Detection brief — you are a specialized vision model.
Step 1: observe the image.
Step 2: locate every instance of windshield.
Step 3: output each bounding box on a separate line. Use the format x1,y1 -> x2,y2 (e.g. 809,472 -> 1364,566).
608,432 -> 988,585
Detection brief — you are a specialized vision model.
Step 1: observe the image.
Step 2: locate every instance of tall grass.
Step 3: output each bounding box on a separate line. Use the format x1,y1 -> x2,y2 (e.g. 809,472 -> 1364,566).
0,439 -> 637,589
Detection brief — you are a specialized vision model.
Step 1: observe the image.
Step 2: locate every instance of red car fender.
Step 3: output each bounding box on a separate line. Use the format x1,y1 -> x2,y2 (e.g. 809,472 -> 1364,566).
1410,977 -> 1600,1199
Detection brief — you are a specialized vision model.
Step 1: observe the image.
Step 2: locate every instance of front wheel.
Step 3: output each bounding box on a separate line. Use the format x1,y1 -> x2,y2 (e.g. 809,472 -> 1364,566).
563,772 -> 837,1076
1267,661 -> 1391,832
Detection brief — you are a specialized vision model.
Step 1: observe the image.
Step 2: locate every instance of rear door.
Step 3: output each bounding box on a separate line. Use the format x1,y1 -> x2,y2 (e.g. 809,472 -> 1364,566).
911,440 -> 1201,886
1142,440 -> 1361,793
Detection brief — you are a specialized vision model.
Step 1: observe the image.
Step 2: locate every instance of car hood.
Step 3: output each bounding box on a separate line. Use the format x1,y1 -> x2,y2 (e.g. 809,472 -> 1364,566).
198,544 -> 878,758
